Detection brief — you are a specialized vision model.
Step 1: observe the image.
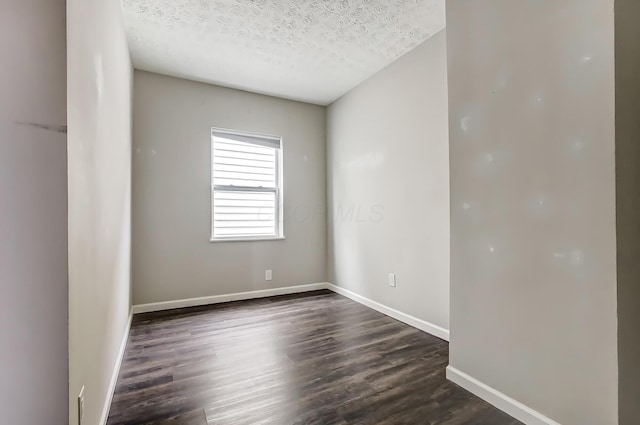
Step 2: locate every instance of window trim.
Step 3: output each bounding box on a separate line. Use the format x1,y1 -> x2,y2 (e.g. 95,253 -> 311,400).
209,127 -> 285,243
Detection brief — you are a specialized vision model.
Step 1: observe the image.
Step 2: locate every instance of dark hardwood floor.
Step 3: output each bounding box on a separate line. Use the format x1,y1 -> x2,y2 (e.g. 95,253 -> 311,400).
107,290 -> 521,425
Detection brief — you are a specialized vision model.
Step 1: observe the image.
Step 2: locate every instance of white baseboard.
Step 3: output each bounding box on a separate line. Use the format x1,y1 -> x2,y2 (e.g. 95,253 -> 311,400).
446,366 -> 561,425
100,308 -> 133,425
132,282 -> 328,314
325,283 -> 450,342
131,282 -> 449,342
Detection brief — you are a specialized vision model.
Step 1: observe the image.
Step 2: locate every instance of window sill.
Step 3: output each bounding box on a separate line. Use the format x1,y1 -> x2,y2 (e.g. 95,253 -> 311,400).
209,236 -> 286,243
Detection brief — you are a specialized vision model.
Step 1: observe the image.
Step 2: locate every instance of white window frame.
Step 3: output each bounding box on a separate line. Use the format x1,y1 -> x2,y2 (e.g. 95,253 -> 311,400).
210,127 -> 285,242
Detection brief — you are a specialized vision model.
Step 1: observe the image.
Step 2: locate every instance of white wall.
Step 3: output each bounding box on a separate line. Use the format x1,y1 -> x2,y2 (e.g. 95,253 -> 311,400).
0,1 -> 68,423
327,31 -> 450,333
67,0 -> 133,423
446,2 -> 618,424
615,1 -> 640,423
132,71 -> 326,305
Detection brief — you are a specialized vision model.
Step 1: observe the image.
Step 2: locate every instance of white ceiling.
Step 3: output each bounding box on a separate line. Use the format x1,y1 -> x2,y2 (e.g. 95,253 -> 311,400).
121,0 -> 445,105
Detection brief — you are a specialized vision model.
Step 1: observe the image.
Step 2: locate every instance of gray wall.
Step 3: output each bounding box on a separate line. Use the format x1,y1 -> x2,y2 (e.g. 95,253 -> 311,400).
132,71 -> 326,305
615,1 -> 640,423
446,2 -> 618,424
67,0 -> 133,423
0,1 -> 68,423
327,31 -> 450,332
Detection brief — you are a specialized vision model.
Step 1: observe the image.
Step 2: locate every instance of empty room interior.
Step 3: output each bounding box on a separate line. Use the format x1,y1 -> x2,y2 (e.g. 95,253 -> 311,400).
3,0 -> 640,424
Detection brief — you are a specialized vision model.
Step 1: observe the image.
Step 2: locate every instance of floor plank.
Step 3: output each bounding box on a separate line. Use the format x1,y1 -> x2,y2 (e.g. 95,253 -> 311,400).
107,290 -> 521,425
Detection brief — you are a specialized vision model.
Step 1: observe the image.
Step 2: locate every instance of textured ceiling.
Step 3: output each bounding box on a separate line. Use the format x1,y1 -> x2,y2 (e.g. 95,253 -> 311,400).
122,0 -> 445,105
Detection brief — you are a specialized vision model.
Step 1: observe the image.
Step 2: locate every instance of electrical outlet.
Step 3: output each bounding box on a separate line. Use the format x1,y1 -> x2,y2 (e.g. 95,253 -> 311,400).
265,270 -> 272,281
388,273 -> 397,287
77,386 -> 85,425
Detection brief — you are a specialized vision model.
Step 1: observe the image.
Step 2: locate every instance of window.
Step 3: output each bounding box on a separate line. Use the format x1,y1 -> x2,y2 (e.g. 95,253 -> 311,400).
211,128 -> 283,241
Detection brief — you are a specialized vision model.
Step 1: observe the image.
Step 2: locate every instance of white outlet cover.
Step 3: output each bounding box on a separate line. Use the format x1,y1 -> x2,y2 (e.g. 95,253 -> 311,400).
388,273 -> 397,287
265,270 -> 273,281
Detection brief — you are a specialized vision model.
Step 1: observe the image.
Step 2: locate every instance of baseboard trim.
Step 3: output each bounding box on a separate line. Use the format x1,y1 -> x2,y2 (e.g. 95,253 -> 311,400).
131,282 -> 449,341
446,366 -> 561,425
132,282 -> 329,314
100,307 -> 133,425
325,283 -> 450,342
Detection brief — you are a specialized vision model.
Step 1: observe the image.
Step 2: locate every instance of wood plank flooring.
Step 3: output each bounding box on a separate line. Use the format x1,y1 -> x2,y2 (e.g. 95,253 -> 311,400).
107,290 -> 521,425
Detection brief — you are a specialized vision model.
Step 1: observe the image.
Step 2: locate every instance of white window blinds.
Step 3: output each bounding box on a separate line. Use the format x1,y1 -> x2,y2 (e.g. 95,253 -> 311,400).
211,129 -> 282,240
